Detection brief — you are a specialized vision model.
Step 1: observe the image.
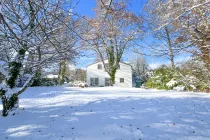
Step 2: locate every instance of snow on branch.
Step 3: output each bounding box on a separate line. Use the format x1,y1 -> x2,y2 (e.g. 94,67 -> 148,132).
0,61 -> 8,77
0,67 -> 8,77
157,0 -> 210,30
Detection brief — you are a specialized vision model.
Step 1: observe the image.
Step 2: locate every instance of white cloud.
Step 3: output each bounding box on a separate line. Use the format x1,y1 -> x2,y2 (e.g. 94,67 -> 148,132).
149,61 -> 171,69
149,63 -> 162,69
174,55 -> 191,63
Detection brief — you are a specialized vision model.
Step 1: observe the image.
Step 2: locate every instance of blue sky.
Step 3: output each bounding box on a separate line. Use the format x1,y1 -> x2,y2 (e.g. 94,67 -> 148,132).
74,0 -> 188,69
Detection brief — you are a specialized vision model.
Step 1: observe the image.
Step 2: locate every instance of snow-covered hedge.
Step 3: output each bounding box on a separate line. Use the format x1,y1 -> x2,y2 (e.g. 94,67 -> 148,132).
146,65 -> 177,90
146,58 -> 210,92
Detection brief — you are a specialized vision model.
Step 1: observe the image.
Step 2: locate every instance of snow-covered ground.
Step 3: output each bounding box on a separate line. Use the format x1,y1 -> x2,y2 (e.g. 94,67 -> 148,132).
1,87 -> 210,140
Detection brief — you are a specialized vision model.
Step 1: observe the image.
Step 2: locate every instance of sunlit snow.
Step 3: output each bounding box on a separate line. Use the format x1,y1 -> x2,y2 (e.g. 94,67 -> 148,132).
1,86 -> 210,140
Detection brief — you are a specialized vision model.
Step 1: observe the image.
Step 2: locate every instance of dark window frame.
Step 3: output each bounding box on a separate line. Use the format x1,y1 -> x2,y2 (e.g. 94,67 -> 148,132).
104,63 -> 109,71
90,78 -> 99,86
98,64 -> 102,70
120,78 -> 124,83
105,78 -> 110,86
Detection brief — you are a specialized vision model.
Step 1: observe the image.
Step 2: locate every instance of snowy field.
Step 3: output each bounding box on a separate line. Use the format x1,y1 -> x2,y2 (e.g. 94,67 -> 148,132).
1,87 -> 210,140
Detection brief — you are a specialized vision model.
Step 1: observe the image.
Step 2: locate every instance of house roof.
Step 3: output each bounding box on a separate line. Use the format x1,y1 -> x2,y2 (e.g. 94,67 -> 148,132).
87,59 -> 132,67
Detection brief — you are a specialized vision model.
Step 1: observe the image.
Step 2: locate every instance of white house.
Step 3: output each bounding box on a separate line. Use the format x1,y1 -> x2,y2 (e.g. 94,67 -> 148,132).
86,60 -> 132,87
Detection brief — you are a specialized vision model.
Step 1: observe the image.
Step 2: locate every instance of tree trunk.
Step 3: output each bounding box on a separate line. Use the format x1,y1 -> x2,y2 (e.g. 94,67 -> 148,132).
1,47 -> 28,116
1,95 -> 8,116
1,94 -> 19,117
109,68 -> 117,86
165,26 -> 175,70
58,60 -> 66,85
58,62 -> 62,85
200,45 -> 210,71
7,49 -> 26,88
36,46 -> 42,85
1,71 -> 37,116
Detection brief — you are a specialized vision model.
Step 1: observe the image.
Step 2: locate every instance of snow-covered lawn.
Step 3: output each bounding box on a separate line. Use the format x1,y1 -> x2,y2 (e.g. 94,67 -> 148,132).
1,87 -> 210,140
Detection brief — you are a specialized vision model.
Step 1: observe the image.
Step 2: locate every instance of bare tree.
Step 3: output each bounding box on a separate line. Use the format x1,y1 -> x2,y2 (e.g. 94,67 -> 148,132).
55,13 -> 79,85
83,0 -> 143,85
175,57 -> 210,92
129,54 -> 149,83
75,68 -> 86,82
145,0 -> 210,70
144,0 -> 184,70
0,0 -> 80,116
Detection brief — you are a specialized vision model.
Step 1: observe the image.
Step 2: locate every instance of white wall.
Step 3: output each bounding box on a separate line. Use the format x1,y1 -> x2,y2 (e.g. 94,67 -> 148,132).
86,60 -> 132,87
115,62 -> 132,87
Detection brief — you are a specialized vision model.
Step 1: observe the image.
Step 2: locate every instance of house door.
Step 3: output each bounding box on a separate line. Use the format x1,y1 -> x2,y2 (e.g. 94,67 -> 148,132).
90,78 -> 99,86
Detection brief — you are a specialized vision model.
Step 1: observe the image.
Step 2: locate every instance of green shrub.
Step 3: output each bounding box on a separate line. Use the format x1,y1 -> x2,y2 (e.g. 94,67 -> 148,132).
146,65 -> 175,90
32,78 -> 58,86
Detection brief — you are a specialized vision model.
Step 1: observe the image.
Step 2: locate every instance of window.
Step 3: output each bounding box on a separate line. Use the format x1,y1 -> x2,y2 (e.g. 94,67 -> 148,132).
120,78 -> 124,83
105,78 -> 110,86
90,78 -> 99,86
95,78 -> 99,85
90,78 -> 94,86
104,63 -> 110,71
105,63 -> 109,69
98,64 -> 102,70
118,64 -> 120,69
